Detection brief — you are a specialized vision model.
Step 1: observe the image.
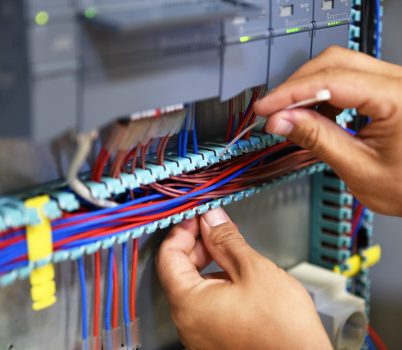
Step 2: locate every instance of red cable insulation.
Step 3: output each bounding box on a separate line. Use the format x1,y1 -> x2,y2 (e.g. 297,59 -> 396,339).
112,256 -> 119,329
368,325 -> 388,350
130,239 -> 139,321
93,251 -> 101,337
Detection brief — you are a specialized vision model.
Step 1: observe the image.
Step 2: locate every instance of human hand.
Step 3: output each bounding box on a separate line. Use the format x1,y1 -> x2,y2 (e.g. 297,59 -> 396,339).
157,208 -> 332,350
254,46 -> 402,216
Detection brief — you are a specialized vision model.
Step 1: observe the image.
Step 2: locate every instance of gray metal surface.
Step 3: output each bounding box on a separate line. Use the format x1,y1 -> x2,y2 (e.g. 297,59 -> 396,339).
268,31 -> 312,89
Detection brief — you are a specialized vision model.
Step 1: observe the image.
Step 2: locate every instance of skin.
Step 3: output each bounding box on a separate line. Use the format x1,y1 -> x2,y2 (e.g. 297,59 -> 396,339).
157,46 -> 402,349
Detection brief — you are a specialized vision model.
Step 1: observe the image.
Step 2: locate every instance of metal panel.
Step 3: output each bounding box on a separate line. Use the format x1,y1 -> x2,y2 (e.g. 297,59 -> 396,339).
81,49 -> 221,131
313,0 -> 351,29
268,31 -> 312,89
311,24 -> 350,57
271,0 -> 314,34
221,39 -> 269,101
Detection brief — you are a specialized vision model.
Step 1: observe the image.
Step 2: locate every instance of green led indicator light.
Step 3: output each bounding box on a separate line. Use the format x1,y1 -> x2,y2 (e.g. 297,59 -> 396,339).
35,11 -> 49,26
84,7 -> 97,19
239,36 -> 251,43
328,20 -> 346,26
286,27 -> 302,34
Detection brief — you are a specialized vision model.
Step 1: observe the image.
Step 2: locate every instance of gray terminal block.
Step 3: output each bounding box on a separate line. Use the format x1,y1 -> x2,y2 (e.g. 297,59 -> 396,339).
313,0 -> 351,29
221,39 -> 269,101
311,24 -> 350,57
268,0 -> 314,90
311,0 -> 351,57
79,19 -> 222,132
221,0 -> 270,101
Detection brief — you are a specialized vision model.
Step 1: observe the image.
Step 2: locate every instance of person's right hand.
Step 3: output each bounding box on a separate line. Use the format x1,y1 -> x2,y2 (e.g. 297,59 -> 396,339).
254,46 -> 402,216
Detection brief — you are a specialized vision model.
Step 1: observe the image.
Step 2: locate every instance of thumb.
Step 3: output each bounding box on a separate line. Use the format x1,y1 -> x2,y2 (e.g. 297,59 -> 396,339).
264,108 -> 373,182
200,208 -> 258,283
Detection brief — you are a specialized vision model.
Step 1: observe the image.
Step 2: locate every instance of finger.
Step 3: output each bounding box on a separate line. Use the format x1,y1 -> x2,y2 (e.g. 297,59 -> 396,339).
199,208 -> 259,283
264,108 -> 376,186
255,68 -> 399,120
156,218 -> 204,301
202,271 -> 230,281
189,238 -> 212,271
288,46 -> 402,81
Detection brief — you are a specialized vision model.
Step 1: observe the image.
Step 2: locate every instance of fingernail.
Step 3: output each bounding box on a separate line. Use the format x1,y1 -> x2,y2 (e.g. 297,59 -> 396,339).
271,113 -> 294,136
178,219 -> 193,229
203,208 -> 229,227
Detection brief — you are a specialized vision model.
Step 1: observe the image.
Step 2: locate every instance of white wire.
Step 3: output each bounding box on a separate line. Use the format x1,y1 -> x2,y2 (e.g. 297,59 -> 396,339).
67,131 -> 118,208
218,89 -> 332,158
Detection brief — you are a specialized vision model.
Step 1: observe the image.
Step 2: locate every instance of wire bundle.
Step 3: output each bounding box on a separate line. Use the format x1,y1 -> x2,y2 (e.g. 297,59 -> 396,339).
0,141 -> 319,275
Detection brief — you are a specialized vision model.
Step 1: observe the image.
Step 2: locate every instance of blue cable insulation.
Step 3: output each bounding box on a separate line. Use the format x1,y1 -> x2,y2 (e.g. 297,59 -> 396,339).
0,156 -> 265,268
122,242 -> 130,325
53,161 -> 255,238
366,335 -> 377,350
182,112 -> 190,158
375,0 -> 381,59
105,248 -> 114,331
77,257 -> 88,340
192,128 -> 199,154
178,130 -> 183,157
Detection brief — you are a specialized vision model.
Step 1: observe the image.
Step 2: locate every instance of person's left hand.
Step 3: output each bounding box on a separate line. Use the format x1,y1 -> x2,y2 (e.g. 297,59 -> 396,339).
156,207 -> 332,350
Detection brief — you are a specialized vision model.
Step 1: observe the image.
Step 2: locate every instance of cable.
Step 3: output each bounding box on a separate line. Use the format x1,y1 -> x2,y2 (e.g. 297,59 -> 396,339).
77,257 -> 88,342
93,251 -> 101,337
105,248 -> 114,331
368,325 -> 388,350
130,239 -> 139,321
68,132 -> 117,208
112,255 -> 119,329
122,242 -> 130,325
374,0 -> 381,58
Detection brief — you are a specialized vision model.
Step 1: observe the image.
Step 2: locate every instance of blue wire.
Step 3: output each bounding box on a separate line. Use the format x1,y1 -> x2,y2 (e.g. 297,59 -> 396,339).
56,193 -> 164,225
0,149 -> 276,270
122,243 -> 130,325
53,160 -> 255,238
366,335 -> 377,350
192,128 -> 199,154
105,248 -> 114,331
178,130 -> 183,157
182,111 -> 190,158
375,0 -> 381,59
77,257 -> 88,340
0,156 -> 262,269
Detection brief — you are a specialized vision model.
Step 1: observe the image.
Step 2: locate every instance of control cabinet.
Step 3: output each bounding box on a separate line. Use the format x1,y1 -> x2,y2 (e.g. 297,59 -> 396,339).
0,0 -> 351,141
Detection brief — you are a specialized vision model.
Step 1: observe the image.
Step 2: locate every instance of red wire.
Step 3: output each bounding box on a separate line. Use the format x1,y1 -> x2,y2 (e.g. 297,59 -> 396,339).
130,239 -> 139,321
233,91 -> 258,137
112,256 -> 119,329
351,203 -> 364,237
368,325 -> 388,350
93,251 -> 101,337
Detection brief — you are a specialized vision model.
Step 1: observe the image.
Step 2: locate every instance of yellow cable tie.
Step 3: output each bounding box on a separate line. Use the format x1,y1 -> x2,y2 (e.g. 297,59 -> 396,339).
25,195 -> 57,311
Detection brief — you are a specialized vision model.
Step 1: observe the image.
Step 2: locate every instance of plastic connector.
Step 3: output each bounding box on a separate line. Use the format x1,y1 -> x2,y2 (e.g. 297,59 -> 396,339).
124,318 -> 141,350
102,328 -> 122,350
289,263 -> 367,350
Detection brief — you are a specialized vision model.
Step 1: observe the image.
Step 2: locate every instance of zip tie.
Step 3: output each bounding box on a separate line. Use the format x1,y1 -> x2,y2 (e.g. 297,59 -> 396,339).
25,195 -> 57,311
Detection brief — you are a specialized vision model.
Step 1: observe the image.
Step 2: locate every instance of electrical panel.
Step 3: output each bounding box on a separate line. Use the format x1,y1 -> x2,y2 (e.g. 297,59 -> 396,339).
0,1 -> 386,349
0,0 -> 351,141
